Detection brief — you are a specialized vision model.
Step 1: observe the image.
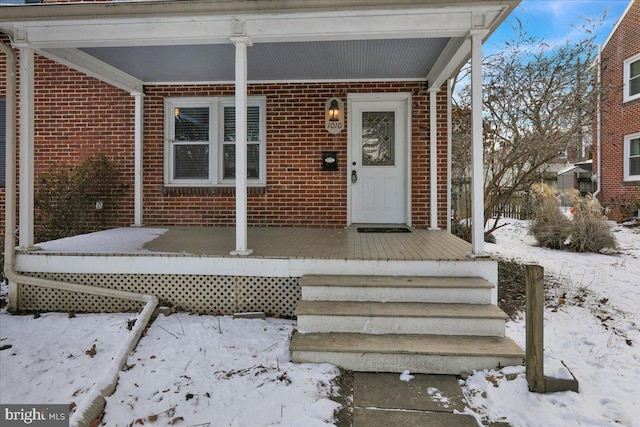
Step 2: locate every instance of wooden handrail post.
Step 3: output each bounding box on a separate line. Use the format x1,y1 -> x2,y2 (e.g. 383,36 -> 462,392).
526,264 -> 545,393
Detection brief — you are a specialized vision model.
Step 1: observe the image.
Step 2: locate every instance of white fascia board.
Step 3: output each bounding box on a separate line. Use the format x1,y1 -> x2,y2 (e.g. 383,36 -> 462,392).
15,254 -> 497,288
244,9 -> 474,42
38,47 -> 143,94
15,254 -> 291,277
18,17 -> 233,48
12,8 -> 481,49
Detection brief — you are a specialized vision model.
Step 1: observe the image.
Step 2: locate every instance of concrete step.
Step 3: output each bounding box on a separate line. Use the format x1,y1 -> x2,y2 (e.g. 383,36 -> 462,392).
300,275 -> 493,304
290,332 -> 524,375
296,301 -> 507,336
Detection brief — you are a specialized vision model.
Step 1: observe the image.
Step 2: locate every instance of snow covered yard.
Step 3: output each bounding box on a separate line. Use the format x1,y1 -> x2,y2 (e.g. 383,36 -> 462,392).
461,219 -> 640,427
0,304 -> 340,426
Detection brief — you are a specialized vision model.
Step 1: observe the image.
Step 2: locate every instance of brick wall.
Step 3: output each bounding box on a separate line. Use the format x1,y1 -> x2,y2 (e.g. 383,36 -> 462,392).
595,0 -> 640,220
144,81 -> 449,228
1,41 -> 450,237
0,39 -> 137,247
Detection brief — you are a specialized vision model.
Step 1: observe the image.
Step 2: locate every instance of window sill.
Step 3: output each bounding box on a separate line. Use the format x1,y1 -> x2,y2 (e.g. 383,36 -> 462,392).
161,185 -> 266,196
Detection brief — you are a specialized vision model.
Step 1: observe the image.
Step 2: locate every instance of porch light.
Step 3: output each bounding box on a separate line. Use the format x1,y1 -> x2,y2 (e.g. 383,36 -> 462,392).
328,99 -> 340,121
325,97 -> 344,135
174,107 -> 180,117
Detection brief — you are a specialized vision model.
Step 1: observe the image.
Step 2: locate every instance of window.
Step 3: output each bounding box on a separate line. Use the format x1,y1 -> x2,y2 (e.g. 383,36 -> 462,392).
0,98 -> 6,187
623,53 -> 640,103
624,132 -> 640,182
165,97 -> 266,186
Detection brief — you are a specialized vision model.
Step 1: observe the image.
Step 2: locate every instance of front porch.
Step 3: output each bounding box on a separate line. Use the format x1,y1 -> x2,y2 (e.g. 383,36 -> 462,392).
13,226 -> 497,316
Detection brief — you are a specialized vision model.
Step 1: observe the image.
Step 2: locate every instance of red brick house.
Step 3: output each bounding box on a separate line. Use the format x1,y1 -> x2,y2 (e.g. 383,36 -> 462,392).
594,0 -> 640,220
1,0 -> 524,374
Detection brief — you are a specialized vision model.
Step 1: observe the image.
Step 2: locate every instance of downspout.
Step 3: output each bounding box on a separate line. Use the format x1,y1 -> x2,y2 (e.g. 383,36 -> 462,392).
1,41 -> 158,427
593,44 -> 602,199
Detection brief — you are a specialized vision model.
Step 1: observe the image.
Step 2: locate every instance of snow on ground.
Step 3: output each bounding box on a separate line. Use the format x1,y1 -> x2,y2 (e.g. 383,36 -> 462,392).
0,310 -> 134,405
101,314 -> 339,427
2,219 -> 639,426
461,219 -> 640,427
0,293 -> 339,426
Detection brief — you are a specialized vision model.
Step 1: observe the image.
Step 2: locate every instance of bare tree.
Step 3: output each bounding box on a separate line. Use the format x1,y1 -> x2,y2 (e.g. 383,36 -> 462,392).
452,17 -> 603,238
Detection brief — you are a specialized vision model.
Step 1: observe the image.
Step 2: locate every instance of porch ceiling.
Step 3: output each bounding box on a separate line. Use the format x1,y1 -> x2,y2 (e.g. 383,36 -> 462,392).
0,0 -> 519,91
79,38 -> 451,83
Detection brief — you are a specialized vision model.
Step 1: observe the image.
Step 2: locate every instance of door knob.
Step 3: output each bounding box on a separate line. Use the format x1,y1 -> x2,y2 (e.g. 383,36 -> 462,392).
351,170 -> 358,183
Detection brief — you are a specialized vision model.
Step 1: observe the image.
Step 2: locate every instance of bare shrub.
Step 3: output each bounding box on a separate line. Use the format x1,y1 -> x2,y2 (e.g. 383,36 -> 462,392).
566,189 -> 617,253
35,154 -> 127,242
529,183 -> 571,250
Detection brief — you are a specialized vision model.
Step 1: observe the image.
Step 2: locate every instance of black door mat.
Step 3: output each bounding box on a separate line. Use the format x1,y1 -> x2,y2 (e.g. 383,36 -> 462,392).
357,227 -> 411,233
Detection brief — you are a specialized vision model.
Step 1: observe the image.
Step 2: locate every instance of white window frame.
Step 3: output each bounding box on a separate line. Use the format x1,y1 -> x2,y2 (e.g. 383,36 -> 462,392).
624,132 -> 640,182
164,96 -> 266,186
623,53 -> 640,103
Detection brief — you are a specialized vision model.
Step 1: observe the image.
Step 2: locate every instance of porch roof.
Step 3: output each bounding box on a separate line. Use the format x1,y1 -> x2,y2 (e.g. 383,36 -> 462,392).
0,0 -> 518,92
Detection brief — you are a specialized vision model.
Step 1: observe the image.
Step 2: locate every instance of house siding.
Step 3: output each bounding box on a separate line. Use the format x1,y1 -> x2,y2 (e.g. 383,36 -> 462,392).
595,0 -> 640,220
0,44 -> 450,241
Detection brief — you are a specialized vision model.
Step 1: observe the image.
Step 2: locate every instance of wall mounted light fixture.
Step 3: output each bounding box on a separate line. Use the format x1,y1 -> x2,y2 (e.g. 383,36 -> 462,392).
325,97 -> 344,134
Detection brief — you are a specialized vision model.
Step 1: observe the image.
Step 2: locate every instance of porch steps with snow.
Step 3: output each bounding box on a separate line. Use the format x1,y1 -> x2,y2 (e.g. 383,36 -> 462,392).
290,275 -> 524,375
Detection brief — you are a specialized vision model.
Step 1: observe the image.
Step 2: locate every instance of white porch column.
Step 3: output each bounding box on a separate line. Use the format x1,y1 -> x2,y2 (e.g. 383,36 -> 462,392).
428,88 -> 440,230
230,37 -> 253,256
19,47 -> 35,249
470,31 -> 485,256
132,92 -> 144,227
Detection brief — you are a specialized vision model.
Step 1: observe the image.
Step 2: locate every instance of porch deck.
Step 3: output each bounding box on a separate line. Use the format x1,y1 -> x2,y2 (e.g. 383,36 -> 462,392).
30,226 -> 474,261
146,226 -> 473,261
14,227 -> 497,316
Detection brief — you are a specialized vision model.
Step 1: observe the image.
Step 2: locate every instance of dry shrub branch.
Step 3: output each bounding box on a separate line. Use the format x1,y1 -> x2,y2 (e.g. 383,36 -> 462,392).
529,184 -> 616,253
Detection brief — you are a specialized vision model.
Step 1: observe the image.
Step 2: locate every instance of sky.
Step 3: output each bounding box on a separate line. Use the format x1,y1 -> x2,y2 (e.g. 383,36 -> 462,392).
487,0 -> 632,51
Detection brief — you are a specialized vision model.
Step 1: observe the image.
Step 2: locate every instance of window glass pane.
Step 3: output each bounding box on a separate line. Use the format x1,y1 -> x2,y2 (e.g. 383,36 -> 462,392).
362,111 -> 395,166
630,59 -> 640,78
174,144 -> 209,179
223,144 -> 260,179
630,75 -> 640,97
223,106 -> 260,142
630,157 -> 640,176
174,107 -> 209,141
630,138 -> 640,156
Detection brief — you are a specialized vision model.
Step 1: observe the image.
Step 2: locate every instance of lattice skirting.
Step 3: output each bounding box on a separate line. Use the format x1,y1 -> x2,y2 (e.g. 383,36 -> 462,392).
16,273 -> 301,317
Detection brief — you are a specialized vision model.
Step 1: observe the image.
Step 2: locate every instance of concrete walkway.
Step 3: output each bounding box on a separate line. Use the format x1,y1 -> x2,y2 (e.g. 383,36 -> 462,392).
353,373 -> 480,427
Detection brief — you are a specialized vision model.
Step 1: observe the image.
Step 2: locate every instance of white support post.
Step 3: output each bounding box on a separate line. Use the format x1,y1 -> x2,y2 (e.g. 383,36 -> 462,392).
19,47 -> 35,249
230,37 -> 253,256
132,92 -> 144,227
428,88 -> 440,230
470,31 -> 485,256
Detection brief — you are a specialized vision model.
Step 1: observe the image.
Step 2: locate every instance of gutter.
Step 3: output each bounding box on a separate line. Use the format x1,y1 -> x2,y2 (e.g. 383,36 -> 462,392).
593,44 -> 602,199
1,41 -> 158,427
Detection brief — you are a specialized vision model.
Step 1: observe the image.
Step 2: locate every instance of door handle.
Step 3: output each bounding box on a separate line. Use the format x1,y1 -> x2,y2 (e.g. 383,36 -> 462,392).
351,169 -> 358,183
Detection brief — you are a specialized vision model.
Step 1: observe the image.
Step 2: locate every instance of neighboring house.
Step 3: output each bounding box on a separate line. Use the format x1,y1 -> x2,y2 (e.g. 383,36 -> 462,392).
0,0 -> 524,374
594,0 -> 640,220
557,161 -> 594,195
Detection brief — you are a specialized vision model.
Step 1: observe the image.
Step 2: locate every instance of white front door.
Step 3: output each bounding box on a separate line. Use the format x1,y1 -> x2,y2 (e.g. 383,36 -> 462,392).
349,96 -> 408,224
